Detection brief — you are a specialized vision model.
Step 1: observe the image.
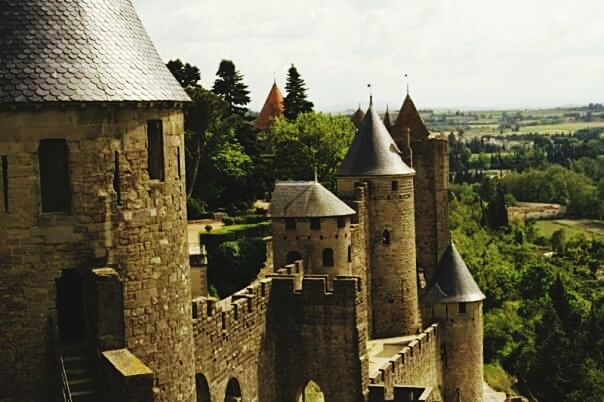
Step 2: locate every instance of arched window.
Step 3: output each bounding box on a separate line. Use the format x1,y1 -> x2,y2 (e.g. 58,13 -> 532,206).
224,378 -> 242,402
286,251 -> 303,265
298,380 -> 325,402
322,248 -> 334,267
382,229 -> 391,245
196,374 -> 211,402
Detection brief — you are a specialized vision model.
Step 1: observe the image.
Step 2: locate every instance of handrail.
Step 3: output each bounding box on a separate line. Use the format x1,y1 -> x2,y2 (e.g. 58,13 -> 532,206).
49,313 -> 73,402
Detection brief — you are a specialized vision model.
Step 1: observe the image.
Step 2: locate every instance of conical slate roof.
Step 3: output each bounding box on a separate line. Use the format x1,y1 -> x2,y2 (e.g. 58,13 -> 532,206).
0,0 -> 189,103
424,243 -> 486,304
394,95 -> 430,141
255,82 -> 284,130
337,106 -> 414,177
351,106 -> 365,129
269,181 -> 355,218
383,105 -> 393,132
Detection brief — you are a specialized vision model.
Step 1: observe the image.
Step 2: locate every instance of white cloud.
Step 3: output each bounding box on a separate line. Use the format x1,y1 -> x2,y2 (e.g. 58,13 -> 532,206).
134,0 -> 604,111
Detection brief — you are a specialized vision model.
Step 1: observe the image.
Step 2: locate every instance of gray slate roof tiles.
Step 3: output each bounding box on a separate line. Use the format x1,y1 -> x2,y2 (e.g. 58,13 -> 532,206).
0,0 -> 189,103
337,106 -> 414,177
423,243 -> 486,304
269,181 -> 356,218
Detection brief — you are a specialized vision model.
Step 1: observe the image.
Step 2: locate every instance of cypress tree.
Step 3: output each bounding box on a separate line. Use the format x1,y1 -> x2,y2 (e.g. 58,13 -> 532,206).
212,59 -> 250,115
283,64 -> 313,120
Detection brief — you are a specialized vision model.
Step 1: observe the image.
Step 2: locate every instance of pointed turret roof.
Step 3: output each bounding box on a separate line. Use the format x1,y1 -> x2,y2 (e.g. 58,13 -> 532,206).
269,181 -> 355,218
0,0 -> 189,103
383,105 -> 393,132
255,81 -> 285,130
351,106 -> 365,129
337,106 -> 414,177
394,95 -> 430,141
424,243 -> 486,304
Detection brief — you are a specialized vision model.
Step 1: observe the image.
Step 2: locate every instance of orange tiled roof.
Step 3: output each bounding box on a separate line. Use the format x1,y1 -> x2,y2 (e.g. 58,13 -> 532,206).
255,82 -> 284,130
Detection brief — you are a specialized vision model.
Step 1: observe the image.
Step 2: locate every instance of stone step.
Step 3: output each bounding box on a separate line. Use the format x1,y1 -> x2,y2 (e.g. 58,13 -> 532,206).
71,388 -> 101,402
69,377 -> 98,393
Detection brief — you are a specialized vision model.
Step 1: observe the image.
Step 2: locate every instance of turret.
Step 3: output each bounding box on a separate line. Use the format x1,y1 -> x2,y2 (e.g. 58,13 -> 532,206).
392,94 -> 449,283
269,181 -> 356,277
351,105 -> 365,130
255,81 -> 285,130
336,105 -> 421,337
0,1 -> 195,400
424,243 -> 485,402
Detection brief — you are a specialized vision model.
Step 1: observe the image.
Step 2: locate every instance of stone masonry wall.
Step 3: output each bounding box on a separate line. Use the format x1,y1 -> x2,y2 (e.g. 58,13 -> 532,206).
410,138 -> 449,283
0,105 -> 195,401
339,175 -> 420,337
368,324 -> 443,401
272,216 -> 352,277
429,302 -> 484,402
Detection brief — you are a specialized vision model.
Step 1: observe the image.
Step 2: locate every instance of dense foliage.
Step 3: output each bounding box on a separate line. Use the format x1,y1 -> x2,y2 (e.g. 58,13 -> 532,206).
269,112 -> 356,188
450,184 -> 604,400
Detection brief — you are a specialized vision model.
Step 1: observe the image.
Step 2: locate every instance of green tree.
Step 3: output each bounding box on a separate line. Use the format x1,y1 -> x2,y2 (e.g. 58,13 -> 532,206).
166,59 -> 201,89
283,64 -> 314,120
551,229 -> 567,255
270,112 -> 355,187
212,60 -> 250,115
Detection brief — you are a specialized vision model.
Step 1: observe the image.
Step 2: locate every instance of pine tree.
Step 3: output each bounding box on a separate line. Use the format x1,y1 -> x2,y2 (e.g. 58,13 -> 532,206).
212,60 -> 250,115
283,64 -> 313,120
166,59 -> 201,89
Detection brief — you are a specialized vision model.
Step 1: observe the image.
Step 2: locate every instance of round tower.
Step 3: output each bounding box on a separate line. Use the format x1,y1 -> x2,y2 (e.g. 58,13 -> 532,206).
424,243 -> 485,402
269,181 -> 356,277
336,105 -> 421,337
0,1 -> 195,400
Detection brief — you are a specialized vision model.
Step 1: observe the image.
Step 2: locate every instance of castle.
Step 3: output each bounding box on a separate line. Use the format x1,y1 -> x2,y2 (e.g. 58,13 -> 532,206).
0,1 -> 486,402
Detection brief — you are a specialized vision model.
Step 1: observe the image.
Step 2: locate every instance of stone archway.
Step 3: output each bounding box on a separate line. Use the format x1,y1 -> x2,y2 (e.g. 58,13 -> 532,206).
224,377 -> 242,402
297,380 -> 325,402
196,373 -> 211,402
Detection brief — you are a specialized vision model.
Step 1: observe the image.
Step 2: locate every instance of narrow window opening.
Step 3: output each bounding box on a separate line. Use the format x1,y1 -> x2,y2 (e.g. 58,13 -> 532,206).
347,245 -> 352,262
39,139 -> 71,213
1,155 -> 8,212
322,248 -> 334,267
177,146 -> 182,179
391,180 -> 399,191
147,120 -> 165,181
337,216 -> 346,228
458,302 -> 467,314
285,218 -> 296,230
310,217 -> 321,230
382,229 -> 391,245
113,151 -> 121,205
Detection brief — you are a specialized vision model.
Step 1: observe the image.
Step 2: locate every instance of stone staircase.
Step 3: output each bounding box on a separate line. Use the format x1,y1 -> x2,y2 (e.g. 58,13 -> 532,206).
61,342 -> 101,402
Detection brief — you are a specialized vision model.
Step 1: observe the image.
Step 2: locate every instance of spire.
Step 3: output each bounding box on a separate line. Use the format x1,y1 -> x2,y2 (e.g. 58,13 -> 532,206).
255,81 -> 285,130
337,105 -> 414,177
423,242 -> 486,305
394,94 -> 430,141
383,105 -> 393,132
351,105 -> 365,129
0,0 -> 189,103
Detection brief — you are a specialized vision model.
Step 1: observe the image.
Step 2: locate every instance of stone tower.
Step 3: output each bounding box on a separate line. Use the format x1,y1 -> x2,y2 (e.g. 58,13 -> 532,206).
255,81 -> 285,130
336,105 -> 421,337
424,243 -> 485,402
391,95 -> 449,282
0,1 -> 195,401
269,181 -> 356,277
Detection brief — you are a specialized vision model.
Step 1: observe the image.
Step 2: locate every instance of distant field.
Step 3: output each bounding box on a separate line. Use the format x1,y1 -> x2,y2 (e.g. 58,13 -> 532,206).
517,121 -> 604,134
534,219 -> 604,239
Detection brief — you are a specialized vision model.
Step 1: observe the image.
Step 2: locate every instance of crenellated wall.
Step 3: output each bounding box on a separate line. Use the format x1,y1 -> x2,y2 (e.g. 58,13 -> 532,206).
191,273 -> 370,402
368,324 -> 443,401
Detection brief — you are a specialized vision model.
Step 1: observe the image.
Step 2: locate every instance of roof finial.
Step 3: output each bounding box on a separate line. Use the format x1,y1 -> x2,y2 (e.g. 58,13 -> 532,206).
405,73 -> 409,95
273,71 -> 276,83
367,83 -> 373,106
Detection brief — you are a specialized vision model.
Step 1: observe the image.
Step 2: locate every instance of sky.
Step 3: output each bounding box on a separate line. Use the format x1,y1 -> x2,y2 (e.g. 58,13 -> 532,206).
134,0 -> 604,112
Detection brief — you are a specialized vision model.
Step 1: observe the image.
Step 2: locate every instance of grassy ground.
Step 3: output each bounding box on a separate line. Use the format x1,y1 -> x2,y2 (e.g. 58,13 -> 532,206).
484,362 -> 515,395
534,219 -> 604,240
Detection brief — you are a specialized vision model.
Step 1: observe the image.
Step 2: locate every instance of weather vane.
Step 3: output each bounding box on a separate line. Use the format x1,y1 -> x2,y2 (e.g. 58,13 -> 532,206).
405,73 -> 409,95
367,83 -> 373,106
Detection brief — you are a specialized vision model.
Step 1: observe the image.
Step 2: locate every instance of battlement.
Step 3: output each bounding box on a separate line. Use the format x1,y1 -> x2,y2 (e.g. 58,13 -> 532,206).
369,324 -> 440,398
269,274 -> 362,305
192,278 -> 273,325
368,384 -> 434,402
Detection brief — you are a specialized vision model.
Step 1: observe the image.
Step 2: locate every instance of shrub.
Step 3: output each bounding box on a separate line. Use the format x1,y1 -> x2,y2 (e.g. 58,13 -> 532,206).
187,197 -> 206,220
